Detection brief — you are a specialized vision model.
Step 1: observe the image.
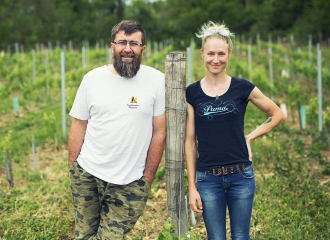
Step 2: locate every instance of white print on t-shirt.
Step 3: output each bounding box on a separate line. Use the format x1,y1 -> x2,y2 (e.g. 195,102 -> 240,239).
196,100 -> 239,120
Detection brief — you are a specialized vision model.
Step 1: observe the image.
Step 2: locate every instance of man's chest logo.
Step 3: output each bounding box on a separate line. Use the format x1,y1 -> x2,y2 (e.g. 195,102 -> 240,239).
127,96 -> 140,109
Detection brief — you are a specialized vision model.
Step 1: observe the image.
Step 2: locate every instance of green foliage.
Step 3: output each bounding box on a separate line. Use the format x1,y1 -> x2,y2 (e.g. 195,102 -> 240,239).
0,131 -> 12,167
43,112 -> 57,140
288,84 -> 300,103
324,106 -> 330,127
307,98 -> 318,127
158,219 -> 199,240
0,84 -> 11,99
0,130 -> 12,150
322,165 -> 330,175
250,67 -> 275,94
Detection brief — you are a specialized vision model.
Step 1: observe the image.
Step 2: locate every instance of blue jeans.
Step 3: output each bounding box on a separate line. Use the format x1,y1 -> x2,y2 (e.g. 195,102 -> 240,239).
196,165 -> 255,240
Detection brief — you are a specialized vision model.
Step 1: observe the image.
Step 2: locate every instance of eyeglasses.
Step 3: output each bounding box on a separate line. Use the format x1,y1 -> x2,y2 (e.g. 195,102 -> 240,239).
113,40 -> 143,49
204,29 -> 230,38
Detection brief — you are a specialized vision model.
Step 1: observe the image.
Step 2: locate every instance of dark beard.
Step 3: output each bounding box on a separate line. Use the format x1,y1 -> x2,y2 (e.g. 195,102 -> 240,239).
113,52 -> 142,78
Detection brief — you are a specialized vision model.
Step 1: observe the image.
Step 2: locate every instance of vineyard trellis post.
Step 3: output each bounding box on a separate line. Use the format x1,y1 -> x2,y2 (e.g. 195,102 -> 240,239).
61,52 -> 66,137
297,101 -> 302,130
32,50 -> 36,83
268,37 -> 274,100
45,49 -> 49,101
15,42 -> 19,55
300,106 -> 307,129
248,38 -> 252,73
20,44 -> 24,62
13,96 -> 19,117
5,148 -> 14,188
32,135 -> 38,170
82,46 -> 86,69
317,43 -> 322,133
7,44 -> 11,55
165,52 -> 189,237
308,34 -> 312,63
187,45 -> 193,86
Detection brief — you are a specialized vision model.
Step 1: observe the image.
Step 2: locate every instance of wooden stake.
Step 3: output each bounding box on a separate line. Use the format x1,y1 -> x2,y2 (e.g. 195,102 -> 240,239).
61,52 -> 67,137
297,101 -> 302,130
165,52 -> 188,237
5,148 -> 14,188
317,43 -> 322,132
326,124 -> 330,152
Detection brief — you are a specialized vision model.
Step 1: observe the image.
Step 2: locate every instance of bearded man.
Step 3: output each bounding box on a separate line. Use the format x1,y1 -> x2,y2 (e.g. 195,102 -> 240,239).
68,20 -> 165,239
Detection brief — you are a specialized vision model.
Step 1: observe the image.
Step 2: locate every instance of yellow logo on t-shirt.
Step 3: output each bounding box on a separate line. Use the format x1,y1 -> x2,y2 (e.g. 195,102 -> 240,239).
130,96 -> 137,103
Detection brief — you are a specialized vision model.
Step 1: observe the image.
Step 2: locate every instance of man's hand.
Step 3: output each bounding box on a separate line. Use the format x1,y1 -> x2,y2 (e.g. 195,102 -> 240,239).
68,118 -> 88,168
143,174 -> 153,189
189,189 -> 203,213
143,113 -> 166,190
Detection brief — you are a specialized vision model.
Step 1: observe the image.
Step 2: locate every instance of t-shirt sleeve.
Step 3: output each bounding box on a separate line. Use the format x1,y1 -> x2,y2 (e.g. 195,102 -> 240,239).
242,79 -> 255,101
186,84 -> 194,106
69,76 -> 91,120
153,72 -> 165,116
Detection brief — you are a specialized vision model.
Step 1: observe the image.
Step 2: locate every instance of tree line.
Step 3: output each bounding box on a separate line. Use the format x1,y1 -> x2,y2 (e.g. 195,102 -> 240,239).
0,0 -> 329,50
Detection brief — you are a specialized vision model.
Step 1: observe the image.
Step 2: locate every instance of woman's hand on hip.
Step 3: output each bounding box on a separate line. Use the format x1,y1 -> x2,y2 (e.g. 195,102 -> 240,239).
189,189 -> 203,213
246,137 -> 253,161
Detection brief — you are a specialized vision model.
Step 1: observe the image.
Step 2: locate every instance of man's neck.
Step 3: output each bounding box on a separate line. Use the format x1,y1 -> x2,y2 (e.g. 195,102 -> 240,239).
108,64 -> 120,76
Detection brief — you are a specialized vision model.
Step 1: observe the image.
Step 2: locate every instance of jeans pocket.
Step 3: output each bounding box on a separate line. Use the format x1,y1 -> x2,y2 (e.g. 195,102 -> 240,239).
239,165 -> 254,179
196,171 -> 207,182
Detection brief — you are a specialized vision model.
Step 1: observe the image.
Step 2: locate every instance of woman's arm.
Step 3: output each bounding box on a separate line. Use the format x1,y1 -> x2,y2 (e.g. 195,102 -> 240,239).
185,103 -> 203,213
246,87 -> 286,160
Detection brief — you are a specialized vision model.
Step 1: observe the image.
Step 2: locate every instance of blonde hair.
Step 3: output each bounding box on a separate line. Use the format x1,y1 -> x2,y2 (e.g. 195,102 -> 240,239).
196,21 -> 234,52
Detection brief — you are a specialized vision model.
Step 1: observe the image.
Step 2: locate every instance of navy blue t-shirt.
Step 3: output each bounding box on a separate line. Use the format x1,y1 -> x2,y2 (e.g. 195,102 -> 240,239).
186,77 -> 255,171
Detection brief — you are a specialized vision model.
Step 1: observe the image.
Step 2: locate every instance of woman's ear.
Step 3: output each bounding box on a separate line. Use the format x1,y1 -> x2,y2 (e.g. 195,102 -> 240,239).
228,49 -> 232,59
200,48 -> 204,59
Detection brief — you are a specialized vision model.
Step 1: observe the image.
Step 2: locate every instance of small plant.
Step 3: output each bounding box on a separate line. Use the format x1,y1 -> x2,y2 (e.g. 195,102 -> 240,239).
158,219 -> 199,240
322,165 -> 330,175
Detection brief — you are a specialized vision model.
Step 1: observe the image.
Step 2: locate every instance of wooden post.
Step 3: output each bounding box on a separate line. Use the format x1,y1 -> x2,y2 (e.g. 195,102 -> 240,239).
300,106 -> 307,129
13,96 -> 19,117
308,34 -> 312,64
5,148 -> 14,188
317,43 -> 322,132
45,49 -> 49,101
256,33 -> 261,53
32,50 -> 36,83
297,101 -> 302,130
248,38 -> 252,73
61,52 -> 67,137
268,40 -> 274,100
32,135 -> 38,170
108,47 -> 112,64
82,46 -> 86,68
165,52 -> 189,237
55,134 -> 59,152
326,124 -> 330,152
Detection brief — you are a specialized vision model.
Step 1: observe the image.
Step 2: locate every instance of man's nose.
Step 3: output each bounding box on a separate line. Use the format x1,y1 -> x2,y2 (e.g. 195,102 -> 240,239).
123,43 -> 133,52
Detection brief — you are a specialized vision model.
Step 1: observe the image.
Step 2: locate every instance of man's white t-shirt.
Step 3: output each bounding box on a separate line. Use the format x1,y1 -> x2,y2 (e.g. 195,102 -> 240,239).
69,65 -> 165,185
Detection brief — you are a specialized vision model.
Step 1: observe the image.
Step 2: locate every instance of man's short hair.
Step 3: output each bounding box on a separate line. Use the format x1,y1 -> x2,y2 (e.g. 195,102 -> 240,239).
111,20 -> 146,45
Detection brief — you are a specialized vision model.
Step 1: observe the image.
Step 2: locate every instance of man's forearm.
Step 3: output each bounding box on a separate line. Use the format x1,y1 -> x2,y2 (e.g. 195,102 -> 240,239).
143,132 -> 166,185
68,119 -> 88,167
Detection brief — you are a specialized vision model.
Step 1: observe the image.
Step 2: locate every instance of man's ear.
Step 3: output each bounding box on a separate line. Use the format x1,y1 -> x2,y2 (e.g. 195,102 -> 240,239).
142,45 -> 147,55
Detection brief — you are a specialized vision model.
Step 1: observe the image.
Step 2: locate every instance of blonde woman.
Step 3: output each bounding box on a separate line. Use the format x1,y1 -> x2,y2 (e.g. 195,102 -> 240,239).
185,21 -> 286,239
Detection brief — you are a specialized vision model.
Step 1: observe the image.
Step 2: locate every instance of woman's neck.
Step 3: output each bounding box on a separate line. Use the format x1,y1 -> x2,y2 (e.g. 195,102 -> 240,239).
205,71 -> 228,85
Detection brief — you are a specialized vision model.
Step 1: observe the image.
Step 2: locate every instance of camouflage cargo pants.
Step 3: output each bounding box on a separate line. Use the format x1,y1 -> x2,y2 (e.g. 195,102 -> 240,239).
69,161 -> 150,239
